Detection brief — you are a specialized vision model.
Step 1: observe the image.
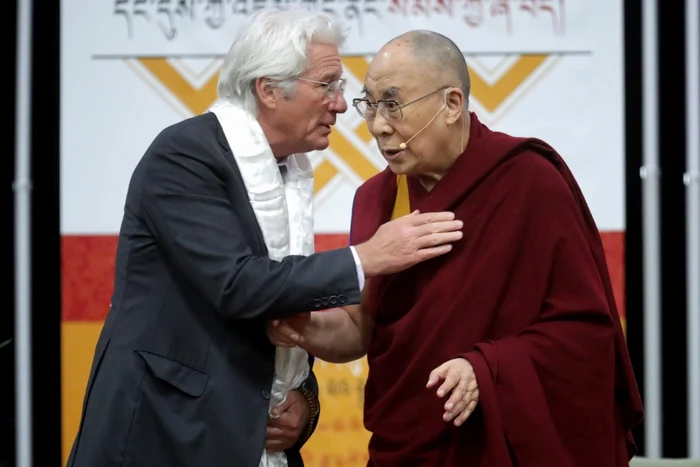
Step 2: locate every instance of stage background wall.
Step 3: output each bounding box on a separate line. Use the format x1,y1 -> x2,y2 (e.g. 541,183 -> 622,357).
60,1 -> 625,465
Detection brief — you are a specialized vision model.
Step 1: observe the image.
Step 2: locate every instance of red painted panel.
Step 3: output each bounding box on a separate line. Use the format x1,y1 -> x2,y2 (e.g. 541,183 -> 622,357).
599,231 -> 625,318
61,232 -> 625,321
61,235 -> 118,321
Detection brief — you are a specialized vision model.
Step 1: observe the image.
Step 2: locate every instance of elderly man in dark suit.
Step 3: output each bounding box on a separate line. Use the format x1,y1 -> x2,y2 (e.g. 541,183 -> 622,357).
66,7 -> 463,467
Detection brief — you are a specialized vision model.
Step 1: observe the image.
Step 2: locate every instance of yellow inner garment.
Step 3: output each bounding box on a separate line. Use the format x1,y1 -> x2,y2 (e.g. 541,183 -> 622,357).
390,174 -> 411,221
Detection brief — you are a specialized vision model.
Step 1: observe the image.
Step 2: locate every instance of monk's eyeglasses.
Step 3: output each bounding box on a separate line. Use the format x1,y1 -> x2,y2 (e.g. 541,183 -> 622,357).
297,77 -> 347,101
352,86 -> 451,121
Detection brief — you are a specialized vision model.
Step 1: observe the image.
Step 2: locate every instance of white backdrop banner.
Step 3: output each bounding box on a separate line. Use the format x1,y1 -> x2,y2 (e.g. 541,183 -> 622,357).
61,0 -> 625,234
77,0 -> 589,56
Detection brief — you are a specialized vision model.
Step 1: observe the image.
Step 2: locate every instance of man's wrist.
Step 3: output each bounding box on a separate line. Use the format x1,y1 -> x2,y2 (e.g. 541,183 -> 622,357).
348,246 -> 366,291
294,387 -> 320,446
352,243 -> 376,278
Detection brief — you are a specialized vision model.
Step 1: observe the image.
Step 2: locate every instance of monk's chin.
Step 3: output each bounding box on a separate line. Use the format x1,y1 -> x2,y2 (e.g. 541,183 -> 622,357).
387,160 -> 413,176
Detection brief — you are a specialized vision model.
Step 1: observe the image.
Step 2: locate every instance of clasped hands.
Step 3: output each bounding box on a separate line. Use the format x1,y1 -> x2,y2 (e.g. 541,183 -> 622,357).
267,317 -> 480,427
265,389 -> 310,452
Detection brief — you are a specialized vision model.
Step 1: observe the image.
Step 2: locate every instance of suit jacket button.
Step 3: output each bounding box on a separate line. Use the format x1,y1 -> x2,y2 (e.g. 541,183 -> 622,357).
329,295 -> 338,305
321,297 -> 329,306
338,294 -> 347,304
313,299 -> 321,309
262,390 -> 271,400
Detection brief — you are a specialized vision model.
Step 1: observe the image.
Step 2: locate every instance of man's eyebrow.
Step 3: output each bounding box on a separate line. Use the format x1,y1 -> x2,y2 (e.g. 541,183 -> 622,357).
380,87 -> 401,99
321,71 -> 339,82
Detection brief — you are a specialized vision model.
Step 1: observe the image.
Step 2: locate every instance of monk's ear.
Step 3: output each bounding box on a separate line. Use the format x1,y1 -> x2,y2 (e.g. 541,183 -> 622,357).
444,87 -> 464,125
255,77 -> 278,110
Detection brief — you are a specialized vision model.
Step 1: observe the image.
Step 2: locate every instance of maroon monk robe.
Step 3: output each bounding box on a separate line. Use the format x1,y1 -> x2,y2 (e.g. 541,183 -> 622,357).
349,112 -> 643,467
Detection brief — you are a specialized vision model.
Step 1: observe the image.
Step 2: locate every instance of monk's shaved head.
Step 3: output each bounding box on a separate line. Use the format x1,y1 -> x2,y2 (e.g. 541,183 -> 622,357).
385,30 -> 470,102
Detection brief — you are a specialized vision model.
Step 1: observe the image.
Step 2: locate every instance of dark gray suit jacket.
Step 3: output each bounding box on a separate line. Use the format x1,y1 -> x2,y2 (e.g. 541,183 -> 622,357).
67,112 -> 361,467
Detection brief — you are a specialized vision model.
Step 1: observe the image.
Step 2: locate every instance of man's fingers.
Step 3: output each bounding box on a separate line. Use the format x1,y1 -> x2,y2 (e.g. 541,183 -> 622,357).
269,335 -> 299,348
414,244 -> 454,263
416,231 -> 464,249
444,397 -> 467,422
277,322 -> 302,342
466,377 -> 478,393
415,220 -> 464,237
274,397 -> 293,414
443,378 -> 467,412
436,371 -> 460,398
409,211 -> 456,225
453,399 -> 479,427
426,364 -> 449,388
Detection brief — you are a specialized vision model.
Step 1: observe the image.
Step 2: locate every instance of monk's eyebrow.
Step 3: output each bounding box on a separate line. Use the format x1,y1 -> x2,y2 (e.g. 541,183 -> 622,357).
360,85 -> 400,100
381,86 -> 401,99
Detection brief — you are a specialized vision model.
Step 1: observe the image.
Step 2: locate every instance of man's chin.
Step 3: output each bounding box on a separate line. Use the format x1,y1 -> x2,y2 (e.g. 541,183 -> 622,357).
307,136 -> 330,152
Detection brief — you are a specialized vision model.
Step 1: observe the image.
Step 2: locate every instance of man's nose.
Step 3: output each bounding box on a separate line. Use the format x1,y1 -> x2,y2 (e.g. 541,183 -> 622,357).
329,92 -> 348,114
371,110 -> 391,136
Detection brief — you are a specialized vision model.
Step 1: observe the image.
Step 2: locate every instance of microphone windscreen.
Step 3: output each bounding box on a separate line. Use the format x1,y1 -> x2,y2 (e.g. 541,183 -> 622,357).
399,142 -> 407,150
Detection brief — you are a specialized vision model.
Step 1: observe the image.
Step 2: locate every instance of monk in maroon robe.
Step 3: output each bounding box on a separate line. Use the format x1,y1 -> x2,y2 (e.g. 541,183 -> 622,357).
268,30 -> 643,466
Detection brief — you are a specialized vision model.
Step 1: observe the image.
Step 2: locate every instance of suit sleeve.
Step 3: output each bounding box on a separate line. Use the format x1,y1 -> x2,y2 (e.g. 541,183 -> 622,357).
138,139 -> 361,320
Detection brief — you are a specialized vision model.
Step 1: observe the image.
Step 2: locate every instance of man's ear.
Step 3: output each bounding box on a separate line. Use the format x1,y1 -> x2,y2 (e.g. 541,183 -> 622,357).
445,88 -> 464,125
255,77 -> 277,110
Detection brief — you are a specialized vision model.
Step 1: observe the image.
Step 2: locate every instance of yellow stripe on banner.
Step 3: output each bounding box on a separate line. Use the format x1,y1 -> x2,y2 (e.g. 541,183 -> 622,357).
314,159 -> 339,194
354,123 -> 374,144
391,175 -> 411,220
329,131 -> 380,181
300,359 -> 371,466
342,57 -> 370,83
138,58 -> 219,115
470,55 -> 548,113
61,321 -> 105,466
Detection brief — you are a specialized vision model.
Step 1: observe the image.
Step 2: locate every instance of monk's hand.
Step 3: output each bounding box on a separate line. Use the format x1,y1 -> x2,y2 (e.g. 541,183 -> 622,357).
266,313 -> 310,348
265,390 -> 310,452
427,358 -> 479,427
354,210 -> 463,277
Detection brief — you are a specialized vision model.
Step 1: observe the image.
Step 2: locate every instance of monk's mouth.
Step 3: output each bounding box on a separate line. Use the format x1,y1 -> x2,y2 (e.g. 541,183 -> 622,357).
383,149 -> 403,161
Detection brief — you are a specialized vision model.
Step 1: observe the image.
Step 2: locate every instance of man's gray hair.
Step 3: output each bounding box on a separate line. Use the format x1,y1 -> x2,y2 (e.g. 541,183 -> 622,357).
217,7 -> 346,115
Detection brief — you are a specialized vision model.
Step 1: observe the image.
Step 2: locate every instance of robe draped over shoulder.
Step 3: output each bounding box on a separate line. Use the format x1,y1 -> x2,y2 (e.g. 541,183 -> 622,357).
349,113 -> 643,467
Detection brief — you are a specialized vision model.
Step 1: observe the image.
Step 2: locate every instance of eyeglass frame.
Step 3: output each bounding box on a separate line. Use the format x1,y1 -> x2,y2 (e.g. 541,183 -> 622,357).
352,86 -> 452,121
297,77 -> 347,101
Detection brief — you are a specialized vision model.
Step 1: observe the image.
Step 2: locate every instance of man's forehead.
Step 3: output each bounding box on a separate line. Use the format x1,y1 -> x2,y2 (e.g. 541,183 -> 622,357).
306,42 -> 343,79
364,45 -> 416,97
363,69 -> 423,100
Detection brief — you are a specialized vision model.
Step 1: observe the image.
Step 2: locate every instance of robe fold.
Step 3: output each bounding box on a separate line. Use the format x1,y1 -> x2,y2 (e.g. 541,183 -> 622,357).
349,112 -> 643,467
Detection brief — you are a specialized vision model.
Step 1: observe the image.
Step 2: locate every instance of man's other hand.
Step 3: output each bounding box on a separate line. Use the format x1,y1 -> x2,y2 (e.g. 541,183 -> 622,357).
354,210 -> 463,277
267,312 -> 311,347
426,357 -> 479,427
265,390 -> 311,452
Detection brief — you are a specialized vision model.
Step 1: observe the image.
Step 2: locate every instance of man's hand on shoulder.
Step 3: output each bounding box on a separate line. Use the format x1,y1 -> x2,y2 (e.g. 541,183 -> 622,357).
265,390 -> 311,452
354,210 -> 463,277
